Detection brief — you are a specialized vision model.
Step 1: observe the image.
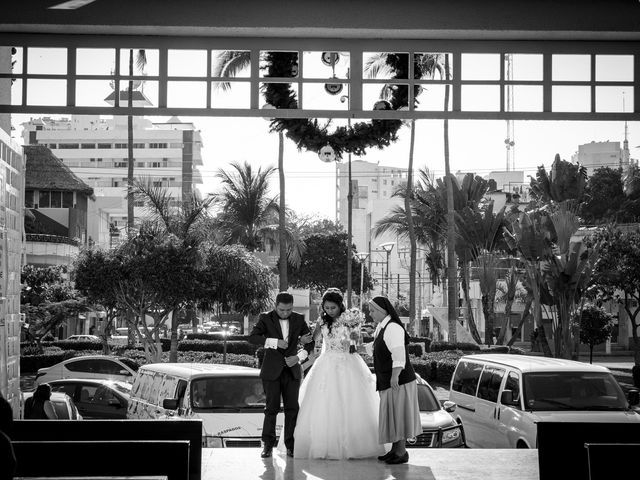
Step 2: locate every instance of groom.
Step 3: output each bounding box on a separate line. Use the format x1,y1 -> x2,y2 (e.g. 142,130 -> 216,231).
248,291 -> 314,458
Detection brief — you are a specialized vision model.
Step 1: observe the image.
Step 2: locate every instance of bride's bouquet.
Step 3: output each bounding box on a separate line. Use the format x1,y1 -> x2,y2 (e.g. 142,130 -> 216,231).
339,307 -> 365,329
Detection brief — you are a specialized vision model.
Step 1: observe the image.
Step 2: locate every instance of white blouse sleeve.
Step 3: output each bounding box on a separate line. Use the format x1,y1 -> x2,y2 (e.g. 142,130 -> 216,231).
383,322 -> 406,368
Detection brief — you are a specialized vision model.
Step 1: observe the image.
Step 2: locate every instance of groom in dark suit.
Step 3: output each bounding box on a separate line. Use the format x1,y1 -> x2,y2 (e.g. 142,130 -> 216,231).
248,291 -> 314,458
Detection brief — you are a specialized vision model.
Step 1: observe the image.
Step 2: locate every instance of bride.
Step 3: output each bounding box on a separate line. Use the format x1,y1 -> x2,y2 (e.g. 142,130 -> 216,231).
280,288 -> 384,459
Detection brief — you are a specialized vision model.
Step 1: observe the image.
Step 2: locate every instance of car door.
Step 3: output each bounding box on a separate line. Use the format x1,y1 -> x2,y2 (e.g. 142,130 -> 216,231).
474,366 -> 506,448
495,370 -> 524,448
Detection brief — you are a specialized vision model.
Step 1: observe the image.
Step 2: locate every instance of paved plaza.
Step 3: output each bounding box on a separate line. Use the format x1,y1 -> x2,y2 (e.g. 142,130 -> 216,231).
201,448 -> 539,480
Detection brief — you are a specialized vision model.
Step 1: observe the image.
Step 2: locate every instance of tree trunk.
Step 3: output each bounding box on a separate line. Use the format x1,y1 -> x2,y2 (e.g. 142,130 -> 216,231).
460,261 -> 482,344
278,131 -> 288,292
405,120 -> 417,334
169,310 -> 179,363
538,322 -> 553,357
482,294 -> 496,345
127,49 -> 135,236
507,296 -> 532,347
589,345 -> 593,364
443,64 -> 457,342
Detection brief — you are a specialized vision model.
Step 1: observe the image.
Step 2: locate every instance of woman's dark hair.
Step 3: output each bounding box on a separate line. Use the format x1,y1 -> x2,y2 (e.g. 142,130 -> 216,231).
371,296 -> 402,324
320,288 -> 346,333
33,384 -> 52,401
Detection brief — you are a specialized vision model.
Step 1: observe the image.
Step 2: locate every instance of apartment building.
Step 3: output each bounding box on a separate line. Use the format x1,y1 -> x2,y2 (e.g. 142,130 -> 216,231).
21,110 -> 203,237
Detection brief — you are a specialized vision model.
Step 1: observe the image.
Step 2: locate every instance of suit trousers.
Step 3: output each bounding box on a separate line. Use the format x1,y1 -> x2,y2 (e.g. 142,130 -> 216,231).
262,366 -> 300,450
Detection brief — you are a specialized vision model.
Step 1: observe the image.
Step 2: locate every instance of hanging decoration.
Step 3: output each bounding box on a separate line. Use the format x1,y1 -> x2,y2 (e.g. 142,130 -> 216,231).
261,51 -> 427,158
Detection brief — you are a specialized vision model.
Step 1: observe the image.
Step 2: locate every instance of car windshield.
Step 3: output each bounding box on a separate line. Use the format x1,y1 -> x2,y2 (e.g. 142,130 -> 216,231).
191,376 -> 265,410
117,358 -> 139,371
417,384 -> 441,412
523,371 -> 628,411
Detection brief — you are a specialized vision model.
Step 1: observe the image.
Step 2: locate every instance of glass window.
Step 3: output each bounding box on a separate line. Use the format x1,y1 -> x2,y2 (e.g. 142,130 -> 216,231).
451,361 -> 483,395
25,190 -> 33,208
191,376 -> 265,409
78,385 -> 98,404
62,192 -> 74,208
523,372 -> 627,411
477,367 -> 505,403
52,400 -> 71,419
65,359 -> 97,372
417,384 -> 440,412
38,190 -> 50,208
50,191 -> 62,208
97,143 -> 112,149
93,385 -> 119,406
504,371 -> 521,408
51,383 -> 76,399
95,359 -> 125,375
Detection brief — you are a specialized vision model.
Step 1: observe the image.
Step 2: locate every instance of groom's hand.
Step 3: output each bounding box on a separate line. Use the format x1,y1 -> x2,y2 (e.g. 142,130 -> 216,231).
284,355 -> 299,367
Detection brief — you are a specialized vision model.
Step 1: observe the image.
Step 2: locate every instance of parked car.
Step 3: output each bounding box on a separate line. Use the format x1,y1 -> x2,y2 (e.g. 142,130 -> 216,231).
412,374 -> 466,448
21,390 -> 82,420
128,363 -> 280,447
67,334 -> 101,342
448,354 -> 640,448
47,378 -> 131,419
35,355 -> 139,385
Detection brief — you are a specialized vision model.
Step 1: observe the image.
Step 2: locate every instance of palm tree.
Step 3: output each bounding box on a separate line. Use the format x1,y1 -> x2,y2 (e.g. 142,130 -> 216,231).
212,51 -> 290,290
126,49 -> 147,236
132,178 -> 215,361
365,53 -> 445,332
212,161 -> 280,251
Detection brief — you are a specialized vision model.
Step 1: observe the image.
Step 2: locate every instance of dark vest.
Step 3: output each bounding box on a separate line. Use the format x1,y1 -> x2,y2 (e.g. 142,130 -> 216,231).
373,319 -> 416,391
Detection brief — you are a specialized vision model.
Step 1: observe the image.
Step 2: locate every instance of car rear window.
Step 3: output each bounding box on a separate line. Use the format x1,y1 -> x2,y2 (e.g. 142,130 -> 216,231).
118,358 -> 140,371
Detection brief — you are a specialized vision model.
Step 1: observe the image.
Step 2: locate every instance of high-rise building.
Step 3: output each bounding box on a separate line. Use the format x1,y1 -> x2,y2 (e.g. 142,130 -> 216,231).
0,127 -> 24,412
21,112 -> 203,236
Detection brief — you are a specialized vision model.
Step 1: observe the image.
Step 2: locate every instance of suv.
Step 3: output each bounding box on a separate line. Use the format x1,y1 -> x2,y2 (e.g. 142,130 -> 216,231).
449,354 -> 640,448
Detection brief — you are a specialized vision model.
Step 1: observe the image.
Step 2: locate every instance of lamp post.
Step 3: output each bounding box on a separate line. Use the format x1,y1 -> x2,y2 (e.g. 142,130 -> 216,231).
355,251 -> 370,311
379,242 -> 395,297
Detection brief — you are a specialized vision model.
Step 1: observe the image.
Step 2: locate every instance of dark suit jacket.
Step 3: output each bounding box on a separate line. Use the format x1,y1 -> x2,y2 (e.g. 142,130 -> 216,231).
248,310 -> 314,381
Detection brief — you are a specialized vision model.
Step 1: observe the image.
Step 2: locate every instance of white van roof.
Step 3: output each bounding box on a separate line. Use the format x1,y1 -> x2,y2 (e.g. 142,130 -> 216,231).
460,354 -> 611,374
138,362 -> 261,379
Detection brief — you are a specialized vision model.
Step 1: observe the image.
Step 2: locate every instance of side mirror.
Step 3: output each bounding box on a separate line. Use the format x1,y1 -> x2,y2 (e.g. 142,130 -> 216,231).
119,369 -> 131,375
443,400 -> 457,413
501,390 -> 515,406
628,388 -> 640,407
163,398 -> 179,410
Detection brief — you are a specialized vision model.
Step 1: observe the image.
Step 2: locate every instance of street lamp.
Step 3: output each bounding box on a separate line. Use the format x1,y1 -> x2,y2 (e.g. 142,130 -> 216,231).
378,242 -> 395,297
355,251 -> 370,310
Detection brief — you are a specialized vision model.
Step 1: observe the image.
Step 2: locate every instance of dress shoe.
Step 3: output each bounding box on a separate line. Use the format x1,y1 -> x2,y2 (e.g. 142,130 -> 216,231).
385,451 -> 409,464
261,446 -> 273,458
286,448 -> 294,458
377,451 -> 395,461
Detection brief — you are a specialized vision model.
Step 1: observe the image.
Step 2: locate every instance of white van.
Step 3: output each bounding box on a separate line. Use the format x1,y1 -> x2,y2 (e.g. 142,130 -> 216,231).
127,363 -> 282,447
449,354 -> 640,449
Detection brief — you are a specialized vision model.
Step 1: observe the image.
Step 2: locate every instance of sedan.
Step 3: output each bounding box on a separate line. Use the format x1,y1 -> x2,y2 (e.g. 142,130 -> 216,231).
67,335 -> 101,342
35,355 -> 139,385
47,379 -> 131,419
21,391 -> 82,420
410,374 -> 466,448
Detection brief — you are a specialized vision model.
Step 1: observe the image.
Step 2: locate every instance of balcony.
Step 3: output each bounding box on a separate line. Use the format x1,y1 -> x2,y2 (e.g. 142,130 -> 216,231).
25,234 -> 80,266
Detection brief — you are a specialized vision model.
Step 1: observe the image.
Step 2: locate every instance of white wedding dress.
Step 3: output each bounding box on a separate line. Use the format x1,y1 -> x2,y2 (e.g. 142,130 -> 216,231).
279,322 -> 384,459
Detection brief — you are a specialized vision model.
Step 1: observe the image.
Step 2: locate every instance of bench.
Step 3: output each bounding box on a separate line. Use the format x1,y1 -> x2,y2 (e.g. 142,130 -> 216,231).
537,421 -> 640,480
10,420 -> 202,480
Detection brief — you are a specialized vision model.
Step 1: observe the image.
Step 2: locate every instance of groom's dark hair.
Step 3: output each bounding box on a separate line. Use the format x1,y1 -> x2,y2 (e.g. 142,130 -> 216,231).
275,291 -> 294,305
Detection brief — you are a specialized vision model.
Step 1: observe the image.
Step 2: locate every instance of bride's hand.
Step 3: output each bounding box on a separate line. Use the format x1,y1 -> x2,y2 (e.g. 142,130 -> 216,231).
300,333 -> 313,344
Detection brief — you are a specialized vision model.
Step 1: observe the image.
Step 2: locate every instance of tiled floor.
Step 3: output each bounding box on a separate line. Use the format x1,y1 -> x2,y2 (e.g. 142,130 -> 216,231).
201,448 -> 539,480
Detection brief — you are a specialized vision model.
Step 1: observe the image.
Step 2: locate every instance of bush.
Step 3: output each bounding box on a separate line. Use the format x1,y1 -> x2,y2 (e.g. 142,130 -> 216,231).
186,333 -> 248,342
430,341 -> 480,352
50,340 -> 102,352
407,343 -> 425,357
409,336 -> 432,353
178,339 -> 259,355
20,349 -> 76,373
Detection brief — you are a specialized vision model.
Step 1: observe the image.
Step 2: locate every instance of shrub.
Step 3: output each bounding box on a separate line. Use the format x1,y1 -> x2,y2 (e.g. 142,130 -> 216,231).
409,336 -> 432,353
20,349 -> 76,373
50,340 -> 102,352
430,341 -> 480,352
178,339 -> 259,355
407,343 -> 425,357
185,333 -> 248,342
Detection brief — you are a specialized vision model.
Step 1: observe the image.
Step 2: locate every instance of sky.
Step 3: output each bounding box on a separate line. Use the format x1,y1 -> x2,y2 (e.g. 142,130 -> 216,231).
8,49 -> 638,220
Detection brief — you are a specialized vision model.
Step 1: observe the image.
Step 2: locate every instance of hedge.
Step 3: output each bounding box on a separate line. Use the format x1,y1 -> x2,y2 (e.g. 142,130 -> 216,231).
185,333 -> 249,342
178,339 -> 259,355
430,341 -> 481,352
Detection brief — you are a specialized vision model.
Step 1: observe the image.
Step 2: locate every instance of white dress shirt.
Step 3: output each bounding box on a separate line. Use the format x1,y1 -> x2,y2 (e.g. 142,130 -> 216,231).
264,317 -> 308,362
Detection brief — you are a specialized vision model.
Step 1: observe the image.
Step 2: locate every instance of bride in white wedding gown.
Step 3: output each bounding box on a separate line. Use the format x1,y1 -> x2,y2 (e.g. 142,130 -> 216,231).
279,288 -> 384,459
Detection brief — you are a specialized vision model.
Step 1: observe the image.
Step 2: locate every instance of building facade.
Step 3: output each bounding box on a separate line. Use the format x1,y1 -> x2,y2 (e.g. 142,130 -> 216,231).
21,113 -> 203,237
0,127 -> 24,412
572,140 -> 630,175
